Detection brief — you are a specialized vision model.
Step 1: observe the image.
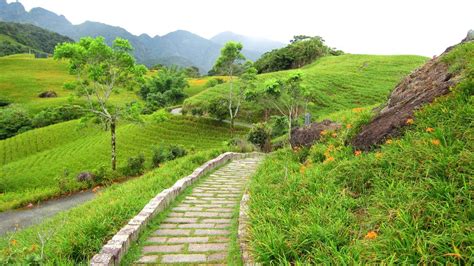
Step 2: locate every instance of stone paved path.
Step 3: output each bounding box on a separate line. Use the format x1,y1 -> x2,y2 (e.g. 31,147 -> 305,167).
135,156 -> 263,264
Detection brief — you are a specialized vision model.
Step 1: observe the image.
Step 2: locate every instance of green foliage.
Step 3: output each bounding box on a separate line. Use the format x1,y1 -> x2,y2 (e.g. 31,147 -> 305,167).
184,66 -> 200,78
204,77 -> 225,88
0,150 -> 222,264
208,97 -> 229,121
226,138 -> 256,153
0,106 -> 32,139
151,145 -> 169,167
31,104 -> 83,128
121,153 -> 145,176
247,45 -> 473,264
150,109 -> 170,123
269,116 -> 289,137
209,41 -> 245,76
255,35 -> 341,73
140,66 -> 188,113
248,123 -> 271,151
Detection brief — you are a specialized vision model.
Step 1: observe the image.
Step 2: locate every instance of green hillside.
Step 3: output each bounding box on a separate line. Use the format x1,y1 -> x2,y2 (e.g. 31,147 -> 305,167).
183,54 -> 428,120
0,115 -> 244,211
0,54 -> 140,112
247,43 -> 473,264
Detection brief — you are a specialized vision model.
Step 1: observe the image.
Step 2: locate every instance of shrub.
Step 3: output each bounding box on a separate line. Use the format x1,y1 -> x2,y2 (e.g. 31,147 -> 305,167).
208,97 -> 229,121
227,138 -> 256,153
248,123 -> 271,151
151,145 -> 169,167
169,145 -> 187,160
191,107 -> 204,116
62,81 -> 77,90
150,109 -> 170,123
122,153 -> 146,176
269,116 -> 288,137
204,78 -> 225,88
76,172 -> 94,183
0,106 -> 32,140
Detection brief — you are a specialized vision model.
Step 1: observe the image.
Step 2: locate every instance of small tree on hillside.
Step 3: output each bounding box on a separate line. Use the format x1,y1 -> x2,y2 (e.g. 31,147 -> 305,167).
211,41 -> 247,134
247,72 -> 307,141
54,37 -> 146,170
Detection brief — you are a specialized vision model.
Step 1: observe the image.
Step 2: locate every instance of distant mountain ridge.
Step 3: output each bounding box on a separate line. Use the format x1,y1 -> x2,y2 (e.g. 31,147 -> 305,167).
0,0 -> 285,72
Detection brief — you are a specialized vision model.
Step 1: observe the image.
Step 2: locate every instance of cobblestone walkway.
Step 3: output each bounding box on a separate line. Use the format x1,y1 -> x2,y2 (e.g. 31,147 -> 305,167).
135,156 -> 263,264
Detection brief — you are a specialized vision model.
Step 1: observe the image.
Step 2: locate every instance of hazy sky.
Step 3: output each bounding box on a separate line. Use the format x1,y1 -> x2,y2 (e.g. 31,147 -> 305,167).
10,0 -> 474,56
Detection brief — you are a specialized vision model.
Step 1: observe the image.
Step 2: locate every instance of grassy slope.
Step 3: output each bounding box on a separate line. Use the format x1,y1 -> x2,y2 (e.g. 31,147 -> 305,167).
247,44 -> 473,264
0,54 -> 139,112
0,115 -> 244,211
183,54 -> 428,120
0,149 -> 225,265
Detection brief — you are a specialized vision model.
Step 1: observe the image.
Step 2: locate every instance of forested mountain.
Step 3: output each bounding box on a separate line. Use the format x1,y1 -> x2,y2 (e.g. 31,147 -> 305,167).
0,21 -> 72,56
0,0 -> 282,71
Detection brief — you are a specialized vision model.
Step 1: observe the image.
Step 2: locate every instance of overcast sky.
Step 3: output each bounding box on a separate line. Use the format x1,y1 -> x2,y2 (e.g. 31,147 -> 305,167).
10,0 -> 474,56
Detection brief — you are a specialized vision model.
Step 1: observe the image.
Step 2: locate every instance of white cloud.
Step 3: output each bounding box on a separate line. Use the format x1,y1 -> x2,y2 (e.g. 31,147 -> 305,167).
10,0 -> 474,56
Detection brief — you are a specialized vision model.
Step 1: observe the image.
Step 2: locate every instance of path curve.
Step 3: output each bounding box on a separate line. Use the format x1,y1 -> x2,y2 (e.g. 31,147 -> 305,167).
170,107 -> 253,129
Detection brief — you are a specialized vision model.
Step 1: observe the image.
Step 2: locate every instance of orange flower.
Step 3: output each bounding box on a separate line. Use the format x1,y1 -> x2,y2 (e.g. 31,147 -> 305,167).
10,239 -> 17,246
31,244 -> 38,252
346,124 -> 352,129
352,107 -> 364,113
323,156 -> 335,164
426,127 -> 434,133
385,139 -> 393,144
320,130 -> 328,136
375,152 -> 383,159
431,139 -> 441,146
354,150 -> 362,156
299,165 -> 306,174
365,231 -> 378,239
406,118 -> 414,125
331,132 -> 338,138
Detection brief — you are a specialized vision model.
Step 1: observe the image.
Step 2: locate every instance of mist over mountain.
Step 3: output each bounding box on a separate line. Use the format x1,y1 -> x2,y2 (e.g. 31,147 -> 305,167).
0,0 -> 285,72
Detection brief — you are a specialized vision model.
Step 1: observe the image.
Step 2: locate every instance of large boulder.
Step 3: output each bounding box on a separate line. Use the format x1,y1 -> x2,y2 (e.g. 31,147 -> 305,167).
38,90 -> 57,98
351,35 -> 473,150
290,120 -> 341,148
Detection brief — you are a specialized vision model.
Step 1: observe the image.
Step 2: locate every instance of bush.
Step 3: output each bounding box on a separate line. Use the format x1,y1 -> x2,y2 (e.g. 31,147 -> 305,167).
151,145 -> 169,167
248,123 -> 271,151
0,106 -> 32,140
208,97 -> 228,121
169,145 -> 187,160
269,116 -> 288,137
204,78 -> 225,88
150,109 -> 170,123
0,98 -> 11,107
227,138 -> 256,153
31,105 -> 83,128
122,153 -> 146,176
76,172 -> 94,183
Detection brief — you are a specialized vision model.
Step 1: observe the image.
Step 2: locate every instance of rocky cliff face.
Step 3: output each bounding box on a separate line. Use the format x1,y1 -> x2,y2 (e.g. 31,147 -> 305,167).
352,34 -> 472,150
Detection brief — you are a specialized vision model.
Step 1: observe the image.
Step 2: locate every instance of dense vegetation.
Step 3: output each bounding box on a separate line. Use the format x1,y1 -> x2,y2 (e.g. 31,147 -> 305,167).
254,35 -> 342,73
0,115 -> 245,211
184,54 -> 428,121
247,42 -> 473,264
0,21 -> 72,56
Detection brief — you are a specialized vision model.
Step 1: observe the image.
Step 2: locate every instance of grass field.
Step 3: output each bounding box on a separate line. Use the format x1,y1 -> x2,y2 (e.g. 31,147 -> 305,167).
183,54 -> 428,121
0,149 -> 226,265
184,76 -> 230,97
246,43 -> 473,264
0,115 -> 245,211
0,54 -> 140,112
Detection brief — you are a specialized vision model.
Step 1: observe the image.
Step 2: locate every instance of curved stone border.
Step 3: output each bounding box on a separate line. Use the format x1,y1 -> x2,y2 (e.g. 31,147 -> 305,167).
238,189 -> 258,265
90,152 -> 262,266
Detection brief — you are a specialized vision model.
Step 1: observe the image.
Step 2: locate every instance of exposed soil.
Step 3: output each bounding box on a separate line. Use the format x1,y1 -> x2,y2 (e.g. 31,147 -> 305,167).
351,42 -> 464,151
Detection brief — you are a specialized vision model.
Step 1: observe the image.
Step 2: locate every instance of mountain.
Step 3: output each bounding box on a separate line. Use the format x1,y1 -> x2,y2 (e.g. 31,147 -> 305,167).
211,31 -> 284,53
0,0 -> 280,72
0,21 -> 73,56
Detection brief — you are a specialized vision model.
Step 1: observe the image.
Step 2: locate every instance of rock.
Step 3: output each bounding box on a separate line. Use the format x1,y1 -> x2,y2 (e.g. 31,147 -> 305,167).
38,90 -> 58,98
290,120 -> 341,148
76,171 -> 94,182
462,29 -> 474,42
352,42 -> 460,151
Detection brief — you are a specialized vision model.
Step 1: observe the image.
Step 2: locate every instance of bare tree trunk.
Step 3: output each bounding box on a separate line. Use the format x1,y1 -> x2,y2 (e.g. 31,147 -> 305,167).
288,113 -> 292,141
110,118 -> 117,171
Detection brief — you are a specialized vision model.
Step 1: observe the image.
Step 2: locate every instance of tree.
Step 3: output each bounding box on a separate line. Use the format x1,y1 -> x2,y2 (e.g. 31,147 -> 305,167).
211,41 -> 248,134
247,72 -> 307,141
54,37 -> 146,170
184,66 -> 200,78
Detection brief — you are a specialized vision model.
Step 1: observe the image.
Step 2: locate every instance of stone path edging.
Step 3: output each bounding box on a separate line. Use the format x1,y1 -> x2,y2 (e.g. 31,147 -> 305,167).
90,152 -> 262,266
238,190 -> 256,265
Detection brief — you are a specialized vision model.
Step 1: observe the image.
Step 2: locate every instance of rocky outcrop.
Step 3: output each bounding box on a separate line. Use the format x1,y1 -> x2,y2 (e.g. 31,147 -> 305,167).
290,120 -> 341,148
351,33 -> 473,150
38,91 -> 57,98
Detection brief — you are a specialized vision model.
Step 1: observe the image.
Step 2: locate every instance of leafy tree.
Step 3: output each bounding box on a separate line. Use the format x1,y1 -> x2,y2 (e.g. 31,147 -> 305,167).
54,37 -> 147,170
247,72 -> 308,140
140,66 -> 188,113
211,42 -> 257,134
184,66 -> 200,78
0,106 -> 32,140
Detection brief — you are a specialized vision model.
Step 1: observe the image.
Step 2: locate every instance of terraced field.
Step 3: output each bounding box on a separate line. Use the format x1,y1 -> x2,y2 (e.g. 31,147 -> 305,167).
0,116 -> 244,211
183,54 -> 428,120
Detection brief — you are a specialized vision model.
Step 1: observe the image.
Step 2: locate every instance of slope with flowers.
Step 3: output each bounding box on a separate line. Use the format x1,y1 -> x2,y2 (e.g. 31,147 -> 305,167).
246,41 -> 473,263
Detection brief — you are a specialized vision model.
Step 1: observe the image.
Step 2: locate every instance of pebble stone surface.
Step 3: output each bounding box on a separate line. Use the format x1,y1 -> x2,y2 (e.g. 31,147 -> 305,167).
135,156 -> 263,264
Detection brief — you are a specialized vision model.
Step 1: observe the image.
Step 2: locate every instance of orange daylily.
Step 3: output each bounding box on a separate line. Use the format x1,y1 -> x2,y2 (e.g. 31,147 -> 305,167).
323,156 -> 335,164
385,139 -> 393,144
10,239 -> 17,246
426,127 -> 434,133
352,107 -> 364,113
375,152 -> 383,159
354,150 -> 362,156
331,132 -> 338,138
431,139 -> 441,146
365,231 -> 378,239
320,130 -> 328,136
346,124 -> 352,129
406,118 -> 414,125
